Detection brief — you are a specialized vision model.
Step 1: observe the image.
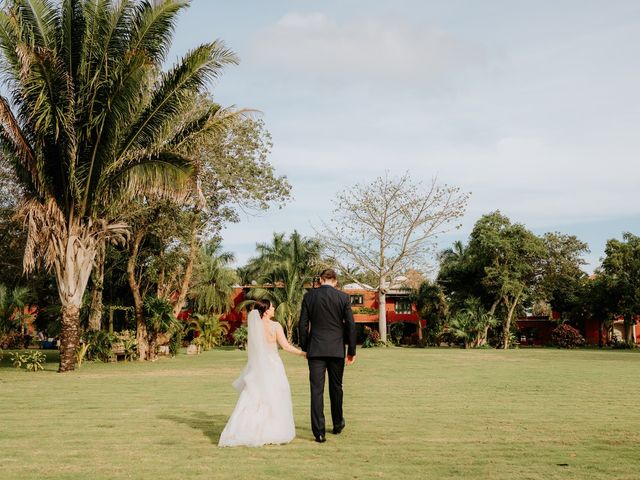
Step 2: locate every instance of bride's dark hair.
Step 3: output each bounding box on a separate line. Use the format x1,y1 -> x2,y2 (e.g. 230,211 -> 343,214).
253,299 -> 272,318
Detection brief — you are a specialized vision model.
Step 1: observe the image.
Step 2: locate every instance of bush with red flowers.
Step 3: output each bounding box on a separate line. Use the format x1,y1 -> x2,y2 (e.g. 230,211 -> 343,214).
551,324 -> 585,349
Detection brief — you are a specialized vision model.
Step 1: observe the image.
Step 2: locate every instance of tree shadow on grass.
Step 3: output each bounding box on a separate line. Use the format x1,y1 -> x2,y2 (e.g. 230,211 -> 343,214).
158,411 -> 227,444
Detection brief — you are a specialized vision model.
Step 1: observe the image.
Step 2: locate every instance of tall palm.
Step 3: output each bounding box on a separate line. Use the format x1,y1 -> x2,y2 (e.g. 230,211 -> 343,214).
0,0 -> 237,371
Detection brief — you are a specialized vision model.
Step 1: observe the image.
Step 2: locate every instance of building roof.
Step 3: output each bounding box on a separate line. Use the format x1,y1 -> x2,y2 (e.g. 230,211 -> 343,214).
342,282 -> 375,291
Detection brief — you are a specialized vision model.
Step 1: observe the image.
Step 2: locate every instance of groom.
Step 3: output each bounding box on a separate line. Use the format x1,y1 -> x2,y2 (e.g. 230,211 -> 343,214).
299,268 -> 357,443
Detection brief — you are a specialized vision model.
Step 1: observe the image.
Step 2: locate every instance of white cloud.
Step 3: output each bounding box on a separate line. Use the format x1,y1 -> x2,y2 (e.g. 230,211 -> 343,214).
251,12 -> 485,84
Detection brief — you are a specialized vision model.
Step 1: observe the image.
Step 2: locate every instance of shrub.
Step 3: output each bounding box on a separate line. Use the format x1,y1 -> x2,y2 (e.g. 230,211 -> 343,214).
169,329 -> 183,356
362,326 -> 384,348
0,332 -> 31,349
84,330 -> 117,362
233,325 -> 248,350
187,313 -> 229,351
115,330 -> 138,360
389,322 -> 405,346
25,351 -> 45,371
552,324 -> 585,349
609,337 -> 635,349
10,351 -> 27,368
9,351 -> 44,371
352,307 -> 377,315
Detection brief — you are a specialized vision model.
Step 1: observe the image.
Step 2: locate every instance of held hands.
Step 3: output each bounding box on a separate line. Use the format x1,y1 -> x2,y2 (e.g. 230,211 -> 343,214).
346,355 -> 356,366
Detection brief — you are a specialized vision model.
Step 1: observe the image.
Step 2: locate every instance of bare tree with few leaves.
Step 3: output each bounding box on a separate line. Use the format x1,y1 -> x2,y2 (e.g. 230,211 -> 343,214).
318,172 -> 469,343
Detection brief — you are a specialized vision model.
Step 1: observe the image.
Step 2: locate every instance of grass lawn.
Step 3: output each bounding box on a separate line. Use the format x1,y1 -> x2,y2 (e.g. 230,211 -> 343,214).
1,347 -> 639,479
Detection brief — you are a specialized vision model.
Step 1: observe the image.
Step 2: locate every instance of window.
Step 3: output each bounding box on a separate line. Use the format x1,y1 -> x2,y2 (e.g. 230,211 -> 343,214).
394,299 -> 412,314
350,294 -> 364,306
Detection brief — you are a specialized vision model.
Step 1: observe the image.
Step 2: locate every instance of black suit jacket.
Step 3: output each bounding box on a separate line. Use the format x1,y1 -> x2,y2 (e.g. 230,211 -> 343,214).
299,285 -> 356,358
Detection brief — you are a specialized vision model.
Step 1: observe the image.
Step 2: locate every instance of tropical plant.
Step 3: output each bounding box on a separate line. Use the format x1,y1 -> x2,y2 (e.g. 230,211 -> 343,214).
232,325 -> 248,349
114,330 -> 138,361
0,284 -> 32,334
412,280 -> 449,345
389,322 -> 406,346
362,326 -> 384,348
83,330 -> 117,362
143,295 -> 182,358
242,231 -> 322,342
447,297 -> 498,349
168,329 -> 183,356
0,0 -> 237,371
24,350 -> 46,371
10,351 -> 26,368
190,241 -> 238,315
76,341 -> 90,368
187,312 -> 229,351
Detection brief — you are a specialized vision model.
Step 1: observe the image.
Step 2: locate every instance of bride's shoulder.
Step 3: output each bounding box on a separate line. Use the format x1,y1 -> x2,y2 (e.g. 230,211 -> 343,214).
269,320 -> 282,330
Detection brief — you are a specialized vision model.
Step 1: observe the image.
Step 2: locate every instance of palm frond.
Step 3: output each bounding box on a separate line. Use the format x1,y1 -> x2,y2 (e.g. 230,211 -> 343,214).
129,0 -> 188,65
99,152 -> 193,211
117,41 -> 238,157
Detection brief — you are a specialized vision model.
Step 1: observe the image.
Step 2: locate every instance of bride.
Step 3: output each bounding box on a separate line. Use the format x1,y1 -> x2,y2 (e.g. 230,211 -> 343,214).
218,299 -> 306,447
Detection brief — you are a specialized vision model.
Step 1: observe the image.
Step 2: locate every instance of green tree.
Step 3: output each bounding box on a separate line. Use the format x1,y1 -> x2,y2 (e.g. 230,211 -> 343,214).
537,232 -> 590,321
120,107 -> 289,359
0,283 -> 32,334
599,233 -> 640,344
447,297 -> 497,349
190,241 -> 238,315
467,212 -> 545,348
0,0 -> 237,371
411,280 -> 448,345
243,231 -> 322,342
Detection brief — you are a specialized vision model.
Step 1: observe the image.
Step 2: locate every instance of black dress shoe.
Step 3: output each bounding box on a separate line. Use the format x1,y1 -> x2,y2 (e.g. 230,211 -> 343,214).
332,421 -> 345,435
314,435 -> 326,443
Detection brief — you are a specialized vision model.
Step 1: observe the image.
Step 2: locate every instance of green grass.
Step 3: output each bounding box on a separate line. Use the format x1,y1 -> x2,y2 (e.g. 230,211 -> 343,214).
1,347 -> 639,479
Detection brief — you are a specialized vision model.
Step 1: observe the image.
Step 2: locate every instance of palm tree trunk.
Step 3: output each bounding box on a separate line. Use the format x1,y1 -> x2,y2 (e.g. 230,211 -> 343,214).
59,303 -> 81,372
286,316 -> 294,344
127,228 -> 149,360
172,220 -> 199,318
54,229 -> 97,372
88,240 -> 106,331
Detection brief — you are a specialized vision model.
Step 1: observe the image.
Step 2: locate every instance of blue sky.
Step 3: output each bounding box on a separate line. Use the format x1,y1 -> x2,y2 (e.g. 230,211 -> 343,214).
168,0 -> 640,272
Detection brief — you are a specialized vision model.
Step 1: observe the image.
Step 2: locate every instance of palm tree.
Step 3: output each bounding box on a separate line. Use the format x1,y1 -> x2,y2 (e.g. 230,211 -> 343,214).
242,231 -> 322,342
448,297 -> 496,348
0,284 -> 31,334
190,241 -> 238,315
0,0 -> 237,371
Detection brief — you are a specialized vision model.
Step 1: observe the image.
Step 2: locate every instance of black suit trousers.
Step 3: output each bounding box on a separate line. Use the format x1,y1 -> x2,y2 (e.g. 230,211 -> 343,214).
308,356 -> 345,438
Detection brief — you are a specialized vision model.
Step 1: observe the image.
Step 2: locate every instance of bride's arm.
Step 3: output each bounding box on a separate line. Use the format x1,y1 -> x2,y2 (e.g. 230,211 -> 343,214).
275,323 -> 306,357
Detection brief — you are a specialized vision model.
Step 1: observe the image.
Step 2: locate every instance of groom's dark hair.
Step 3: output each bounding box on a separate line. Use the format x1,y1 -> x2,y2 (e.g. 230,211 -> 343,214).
319,269 -> 337,281
254,299 -> 271,318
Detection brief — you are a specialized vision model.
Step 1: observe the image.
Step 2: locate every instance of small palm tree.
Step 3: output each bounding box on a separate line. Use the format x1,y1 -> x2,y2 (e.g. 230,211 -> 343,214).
242,231 -> 322,342
0,284 -> 32,334
448,297 -> 496,348
190,241 -> 238,315
0,0 -> 237,371
187,312 -> 229,351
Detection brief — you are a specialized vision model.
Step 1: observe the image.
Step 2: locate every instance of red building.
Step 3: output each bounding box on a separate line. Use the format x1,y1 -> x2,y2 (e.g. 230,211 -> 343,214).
516,313 -> 640,346
221,282 -> 422,342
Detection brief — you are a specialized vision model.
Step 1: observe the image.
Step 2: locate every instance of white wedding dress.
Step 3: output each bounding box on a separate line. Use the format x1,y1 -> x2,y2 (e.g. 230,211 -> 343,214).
218,310 -> 296,447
